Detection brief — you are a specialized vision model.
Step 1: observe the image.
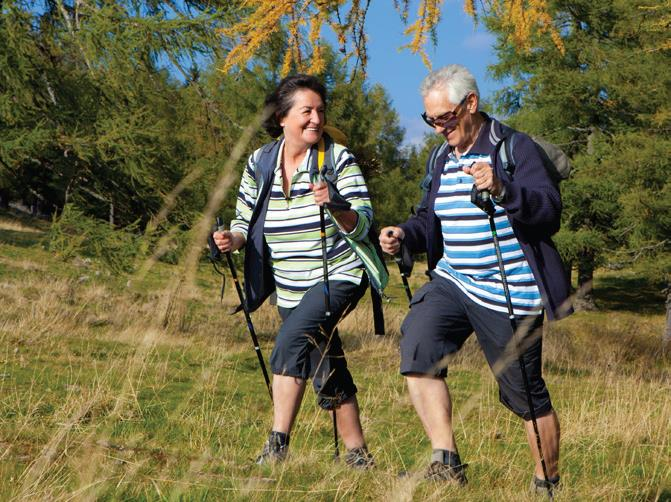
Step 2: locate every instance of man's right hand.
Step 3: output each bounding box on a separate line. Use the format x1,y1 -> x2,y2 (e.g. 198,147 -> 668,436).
213,230 -> 245,253
379,226 -> 405,255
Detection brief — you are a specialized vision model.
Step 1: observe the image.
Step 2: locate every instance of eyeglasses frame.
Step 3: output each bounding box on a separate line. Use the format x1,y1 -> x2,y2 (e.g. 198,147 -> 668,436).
421,93 -> 472,129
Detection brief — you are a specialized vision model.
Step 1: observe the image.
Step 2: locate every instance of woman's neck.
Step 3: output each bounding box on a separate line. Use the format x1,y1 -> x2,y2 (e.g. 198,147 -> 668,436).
283,140 -> 310,169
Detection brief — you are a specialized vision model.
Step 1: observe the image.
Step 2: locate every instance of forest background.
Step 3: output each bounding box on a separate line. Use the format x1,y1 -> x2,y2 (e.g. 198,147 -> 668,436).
1,0 -> 670,323
0,0 -> 670,500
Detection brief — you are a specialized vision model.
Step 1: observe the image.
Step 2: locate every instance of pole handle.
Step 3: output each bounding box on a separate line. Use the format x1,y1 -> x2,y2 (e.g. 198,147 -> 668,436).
387,229 -> 404,268
216,216 -> 226,232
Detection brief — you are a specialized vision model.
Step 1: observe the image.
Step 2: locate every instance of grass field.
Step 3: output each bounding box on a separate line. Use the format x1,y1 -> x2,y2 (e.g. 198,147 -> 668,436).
1,210 -> 669,501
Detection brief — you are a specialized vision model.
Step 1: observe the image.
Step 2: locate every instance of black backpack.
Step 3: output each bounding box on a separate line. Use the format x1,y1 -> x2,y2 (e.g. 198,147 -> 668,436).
420,122 -> 571,195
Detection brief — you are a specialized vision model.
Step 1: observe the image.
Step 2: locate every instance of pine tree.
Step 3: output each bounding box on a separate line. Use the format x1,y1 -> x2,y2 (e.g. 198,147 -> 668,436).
484,0 -> 671,330
0,0 -> 234,225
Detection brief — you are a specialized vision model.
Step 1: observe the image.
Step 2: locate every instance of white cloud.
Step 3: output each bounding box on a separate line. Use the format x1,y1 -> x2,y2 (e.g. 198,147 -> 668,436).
401,115 -> 432,148
462,31 -> 496,51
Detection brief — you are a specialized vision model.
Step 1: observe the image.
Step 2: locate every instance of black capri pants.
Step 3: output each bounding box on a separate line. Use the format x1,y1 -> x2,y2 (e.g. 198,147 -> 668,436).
270,276 -> 368,410
400,273 -> 553,420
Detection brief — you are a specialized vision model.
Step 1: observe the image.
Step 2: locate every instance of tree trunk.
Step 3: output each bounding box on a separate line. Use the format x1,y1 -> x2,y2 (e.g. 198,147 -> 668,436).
574,254 -> 596,311
563,259 -> 573,292
664,283 -> 671,343
0,190 -> 9,209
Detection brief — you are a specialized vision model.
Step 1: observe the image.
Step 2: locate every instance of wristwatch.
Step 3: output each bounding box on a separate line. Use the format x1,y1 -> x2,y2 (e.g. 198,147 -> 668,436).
492,186 -> 506,204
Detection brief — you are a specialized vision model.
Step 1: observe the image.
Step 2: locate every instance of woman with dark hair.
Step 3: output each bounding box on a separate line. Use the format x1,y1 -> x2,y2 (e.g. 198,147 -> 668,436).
213,74 -> 377,468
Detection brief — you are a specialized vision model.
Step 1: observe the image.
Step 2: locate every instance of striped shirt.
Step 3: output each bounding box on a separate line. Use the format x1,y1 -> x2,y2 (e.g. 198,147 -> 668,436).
434,152 -> 543,316
231,140 -> 371,308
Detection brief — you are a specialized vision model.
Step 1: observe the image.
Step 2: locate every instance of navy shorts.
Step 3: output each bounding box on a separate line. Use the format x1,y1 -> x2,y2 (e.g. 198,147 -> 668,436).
270,277 -> 368,410
400,273 -> 553,420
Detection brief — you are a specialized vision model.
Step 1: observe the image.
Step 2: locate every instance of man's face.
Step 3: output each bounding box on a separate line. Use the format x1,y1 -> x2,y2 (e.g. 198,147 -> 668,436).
422,89 -> 476,150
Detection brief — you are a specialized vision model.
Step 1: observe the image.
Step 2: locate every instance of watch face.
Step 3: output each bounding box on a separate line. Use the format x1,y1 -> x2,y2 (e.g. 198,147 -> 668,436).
493,188 -> 506,203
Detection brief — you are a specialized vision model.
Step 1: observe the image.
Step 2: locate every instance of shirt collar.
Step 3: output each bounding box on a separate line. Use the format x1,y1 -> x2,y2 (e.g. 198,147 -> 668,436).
275,139 -> 313,173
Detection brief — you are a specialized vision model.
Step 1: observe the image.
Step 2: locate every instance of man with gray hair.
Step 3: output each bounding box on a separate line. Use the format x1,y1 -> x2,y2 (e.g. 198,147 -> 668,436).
379,64 -> 571,493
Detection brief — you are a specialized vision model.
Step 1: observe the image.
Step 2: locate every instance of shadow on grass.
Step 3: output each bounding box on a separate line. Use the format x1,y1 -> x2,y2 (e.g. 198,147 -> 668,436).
544,361 -> 591,378
0,228 -> 44,248
648,487 -> 671,501
0,209 -> 48,249
593,274 -> 665,315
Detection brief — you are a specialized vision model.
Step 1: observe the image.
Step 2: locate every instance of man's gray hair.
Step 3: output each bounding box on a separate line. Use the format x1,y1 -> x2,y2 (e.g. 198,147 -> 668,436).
420,65 -> 480,108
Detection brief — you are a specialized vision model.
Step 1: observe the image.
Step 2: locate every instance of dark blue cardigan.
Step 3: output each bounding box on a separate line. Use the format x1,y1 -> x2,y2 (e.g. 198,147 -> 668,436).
399,115 -> 573,321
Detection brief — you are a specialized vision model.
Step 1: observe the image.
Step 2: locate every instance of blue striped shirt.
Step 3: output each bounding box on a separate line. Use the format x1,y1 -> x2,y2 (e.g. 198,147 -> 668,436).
434,152 -> 543,315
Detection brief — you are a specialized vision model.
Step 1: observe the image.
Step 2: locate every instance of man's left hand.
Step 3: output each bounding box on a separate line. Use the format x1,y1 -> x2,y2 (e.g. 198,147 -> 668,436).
463,162 -> 504,197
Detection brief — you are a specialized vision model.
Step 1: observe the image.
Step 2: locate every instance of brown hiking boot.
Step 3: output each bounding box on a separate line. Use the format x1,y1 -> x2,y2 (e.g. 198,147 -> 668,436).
255,431 -> 288,465
343,446 -> 374,469
424,449 -> 468,485
530,475 -> 560,496
425,460 -> 468,484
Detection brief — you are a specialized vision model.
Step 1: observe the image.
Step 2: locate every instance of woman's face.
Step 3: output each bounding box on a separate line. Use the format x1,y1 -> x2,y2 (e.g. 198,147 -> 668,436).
280,89 -> 325,150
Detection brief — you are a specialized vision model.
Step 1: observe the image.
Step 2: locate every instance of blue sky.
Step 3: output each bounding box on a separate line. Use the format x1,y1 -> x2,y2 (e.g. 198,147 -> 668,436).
357,0 -> 503,146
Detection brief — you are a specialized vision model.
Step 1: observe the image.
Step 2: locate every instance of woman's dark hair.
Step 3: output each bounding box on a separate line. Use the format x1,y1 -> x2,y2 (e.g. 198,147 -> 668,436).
263,74 -> 327,138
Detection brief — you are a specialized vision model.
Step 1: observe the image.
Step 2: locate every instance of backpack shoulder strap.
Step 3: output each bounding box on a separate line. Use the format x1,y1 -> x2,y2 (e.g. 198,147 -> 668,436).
420,142 -> 448,192
494,122 -> 518,178
309,132 -> 337,182
254,140 -> 282,189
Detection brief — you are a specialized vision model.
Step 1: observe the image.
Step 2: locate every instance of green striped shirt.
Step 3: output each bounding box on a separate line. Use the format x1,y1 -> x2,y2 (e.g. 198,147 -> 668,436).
231,140 -> 372,308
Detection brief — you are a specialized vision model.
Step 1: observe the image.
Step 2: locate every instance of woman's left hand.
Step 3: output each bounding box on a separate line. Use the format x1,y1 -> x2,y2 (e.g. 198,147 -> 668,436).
310,181 -> 330,207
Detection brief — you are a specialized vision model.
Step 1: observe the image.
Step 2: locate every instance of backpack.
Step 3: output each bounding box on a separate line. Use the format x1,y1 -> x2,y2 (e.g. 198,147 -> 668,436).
420,122 -> 571,196
254,132 -> 389,335
498,127 -> 571,184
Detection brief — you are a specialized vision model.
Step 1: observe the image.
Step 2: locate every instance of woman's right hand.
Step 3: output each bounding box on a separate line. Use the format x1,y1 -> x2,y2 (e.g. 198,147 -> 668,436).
213,231 -> 245,253
379,226 -> 405,255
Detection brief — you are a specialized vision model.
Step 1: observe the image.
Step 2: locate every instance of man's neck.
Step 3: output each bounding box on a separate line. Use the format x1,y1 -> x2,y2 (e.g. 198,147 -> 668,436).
454,114 -> 485,158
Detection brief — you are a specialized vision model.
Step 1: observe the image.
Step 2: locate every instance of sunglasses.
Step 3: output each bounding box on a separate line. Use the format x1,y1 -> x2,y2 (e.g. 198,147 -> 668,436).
421,94 -> 470,129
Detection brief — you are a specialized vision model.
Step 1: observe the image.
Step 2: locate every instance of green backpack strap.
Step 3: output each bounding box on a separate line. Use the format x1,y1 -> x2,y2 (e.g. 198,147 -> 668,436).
315,134 -> 389,335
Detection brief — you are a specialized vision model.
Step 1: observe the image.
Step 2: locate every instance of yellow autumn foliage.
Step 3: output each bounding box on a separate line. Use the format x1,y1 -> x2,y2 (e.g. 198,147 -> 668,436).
219,0 -> 565,77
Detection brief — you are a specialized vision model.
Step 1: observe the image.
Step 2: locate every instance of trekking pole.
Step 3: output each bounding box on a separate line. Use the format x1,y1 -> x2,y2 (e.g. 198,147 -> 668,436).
318,202 -> 339,459
319,206 -> 332,319
474,191 -> 553,499
387,230 -> 412,304
331,401 -> 339,459
211,218 -> 273,402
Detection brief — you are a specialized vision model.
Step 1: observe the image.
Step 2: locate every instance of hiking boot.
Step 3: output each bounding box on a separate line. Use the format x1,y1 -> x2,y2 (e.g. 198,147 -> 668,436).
424,449 -> 467,485
343,446 -> 374,470
530,475 -> 560,496
425,461 -> 468,485
255,431 -> 289,465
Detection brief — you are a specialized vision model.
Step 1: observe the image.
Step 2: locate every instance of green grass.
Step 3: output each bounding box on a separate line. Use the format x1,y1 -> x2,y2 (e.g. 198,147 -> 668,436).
1,212 -> 670,501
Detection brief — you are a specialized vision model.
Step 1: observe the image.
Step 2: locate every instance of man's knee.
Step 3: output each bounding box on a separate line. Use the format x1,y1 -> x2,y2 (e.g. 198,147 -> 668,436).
498,381 -> 553,420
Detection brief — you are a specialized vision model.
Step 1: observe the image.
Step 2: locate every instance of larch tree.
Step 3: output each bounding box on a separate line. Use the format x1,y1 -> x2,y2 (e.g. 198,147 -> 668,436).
484,0 -> 670,333
219,0 -> 563,77
0,0 -> 236,225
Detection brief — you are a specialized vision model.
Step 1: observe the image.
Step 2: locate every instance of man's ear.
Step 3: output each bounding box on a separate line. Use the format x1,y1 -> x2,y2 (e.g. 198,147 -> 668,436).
467,93 -> 479,113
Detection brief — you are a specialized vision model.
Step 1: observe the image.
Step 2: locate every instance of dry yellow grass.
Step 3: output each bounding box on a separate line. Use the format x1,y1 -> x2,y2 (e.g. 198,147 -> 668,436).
0,219 -> 44,234
0,214 -> 669,501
